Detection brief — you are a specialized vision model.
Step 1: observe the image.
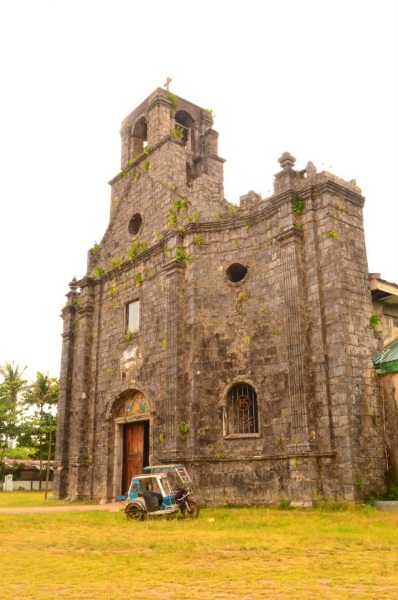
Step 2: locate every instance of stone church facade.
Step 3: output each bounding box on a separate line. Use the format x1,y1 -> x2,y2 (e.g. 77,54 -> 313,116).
54,87 -> 391,505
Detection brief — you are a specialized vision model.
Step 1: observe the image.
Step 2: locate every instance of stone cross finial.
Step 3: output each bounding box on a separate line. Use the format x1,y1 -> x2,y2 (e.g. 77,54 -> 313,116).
164,77 -> 172,91
278,152 -> 296,170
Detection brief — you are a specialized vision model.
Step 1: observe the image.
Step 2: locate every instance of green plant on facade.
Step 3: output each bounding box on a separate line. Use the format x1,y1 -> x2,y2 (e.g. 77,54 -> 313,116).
244,220 -> 253,228
171,127 -> 184,141
134,272 -> 143,287
325,230 -> 339,239
193,235 -> 203,246
334,199 -> 347,212
355,476 -> 364,490
110,257 -> 122,270
173,198 -> 188,213
294,220 -> 303,230
179,421 -> 190,441
129,239 -> 148,261
369,314 -> 380,329
278,498 -> 292,510
236,290 -> 251,307
227,203 -> 239,218
204,108 -> 216,119
168,208 -> 178,226
160,334 -> 167,351
144,146 -> 151,156
107,282 -> 118,298
72,297 -> 81,308
143,160 -> 150,173
91,242 -> 99,254
188,209 -> 200,223
93,266 -> 105,279
167,92 -> 178,115
124,329 -> 133,342
158,433 -> 166,444
175,247 -> 193,263
292,197 -> 305,215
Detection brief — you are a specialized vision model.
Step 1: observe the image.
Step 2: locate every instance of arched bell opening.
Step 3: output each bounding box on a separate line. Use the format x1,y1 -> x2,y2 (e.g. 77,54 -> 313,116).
131,116 -> 148,158
175,110 -> 195,151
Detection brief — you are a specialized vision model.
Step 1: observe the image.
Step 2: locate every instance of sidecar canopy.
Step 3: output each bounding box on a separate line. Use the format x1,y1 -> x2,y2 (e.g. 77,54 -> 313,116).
143,464 -> 193,486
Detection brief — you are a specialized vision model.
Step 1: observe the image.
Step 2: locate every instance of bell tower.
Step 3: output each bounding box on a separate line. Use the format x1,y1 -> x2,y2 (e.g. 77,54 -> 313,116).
118,87 -> 224,198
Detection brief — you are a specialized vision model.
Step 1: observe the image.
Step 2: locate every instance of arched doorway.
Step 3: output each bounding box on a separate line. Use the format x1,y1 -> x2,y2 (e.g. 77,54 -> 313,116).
112,390 -> 150,496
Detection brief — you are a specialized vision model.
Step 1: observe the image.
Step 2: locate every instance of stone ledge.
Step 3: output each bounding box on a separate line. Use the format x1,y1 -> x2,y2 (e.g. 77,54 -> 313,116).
375,501 -> 398,511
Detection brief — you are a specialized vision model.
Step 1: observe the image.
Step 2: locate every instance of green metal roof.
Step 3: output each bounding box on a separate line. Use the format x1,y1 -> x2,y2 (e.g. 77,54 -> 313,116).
374,338 -> 398,373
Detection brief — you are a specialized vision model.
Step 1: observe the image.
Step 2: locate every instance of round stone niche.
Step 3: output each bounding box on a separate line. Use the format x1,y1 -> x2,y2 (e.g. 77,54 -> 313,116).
226,263 -> 248,283
128,213 -> 142,236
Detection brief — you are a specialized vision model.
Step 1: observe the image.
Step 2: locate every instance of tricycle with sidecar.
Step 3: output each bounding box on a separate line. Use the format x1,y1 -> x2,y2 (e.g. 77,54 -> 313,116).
118,464 -> 200,520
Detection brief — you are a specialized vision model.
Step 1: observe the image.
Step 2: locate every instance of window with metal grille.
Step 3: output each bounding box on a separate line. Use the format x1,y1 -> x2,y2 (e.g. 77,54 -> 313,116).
226,383 -> 258,435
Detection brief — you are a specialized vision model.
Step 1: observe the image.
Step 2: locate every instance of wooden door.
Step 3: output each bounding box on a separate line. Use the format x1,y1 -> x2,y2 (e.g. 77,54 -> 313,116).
122,422 -> 145,494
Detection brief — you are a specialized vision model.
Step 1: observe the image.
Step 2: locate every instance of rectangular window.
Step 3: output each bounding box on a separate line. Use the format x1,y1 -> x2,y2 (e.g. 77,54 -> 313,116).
126,300 -> 140,334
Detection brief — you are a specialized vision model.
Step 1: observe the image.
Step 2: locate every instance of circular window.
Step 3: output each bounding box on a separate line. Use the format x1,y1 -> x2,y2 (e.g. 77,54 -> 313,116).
226,263 -> 248,283
128,213 -> 142,236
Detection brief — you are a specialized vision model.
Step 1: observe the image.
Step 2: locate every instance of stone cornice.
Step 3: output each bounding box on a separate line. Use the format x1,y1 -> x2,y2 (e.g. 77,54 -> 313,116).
312,179 -> 364,206
163,451 -> 337,464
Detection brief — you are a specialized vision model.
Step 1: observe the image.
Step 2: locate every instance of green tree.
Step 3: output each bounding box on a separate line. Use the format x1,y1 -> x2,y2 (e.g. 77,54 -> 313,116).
17,412 -> 57,461
0,361 -> 27,462
22,372 -> 58,488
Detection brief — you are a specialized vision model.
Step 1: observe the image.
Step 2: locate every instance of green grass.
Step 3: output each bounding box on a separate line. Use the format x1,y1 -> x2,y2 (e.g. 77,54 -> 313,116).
0,490 -> 91,508
1,494 -> 398,599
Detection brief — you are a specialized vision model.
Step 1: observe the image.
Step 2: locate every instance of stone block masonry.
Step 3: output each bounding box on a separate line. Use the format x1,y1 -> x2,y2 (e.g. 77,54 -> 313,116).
54,88 -> 387,505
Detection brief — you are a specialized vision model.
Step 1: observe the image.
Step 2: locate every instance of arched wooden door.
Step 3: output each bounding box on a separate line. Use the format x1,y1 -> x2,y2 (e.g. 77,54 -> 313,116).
122,421 -> 149,494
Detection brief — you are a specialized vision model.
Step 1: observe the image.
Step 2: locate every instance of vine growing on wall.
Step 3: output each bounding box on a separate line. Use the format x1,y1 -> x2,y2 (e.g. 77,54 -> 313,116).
167,92 -> 178,116
175,247 -> 193,263
292,197 -> 305,214
369,314 -> 380,329
179,421 -> 190,441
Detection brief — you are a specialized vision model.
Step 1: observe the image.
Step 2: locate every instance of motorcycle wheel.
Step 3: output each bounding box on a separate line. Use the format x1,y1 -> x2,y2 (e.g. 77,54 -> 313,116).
125,503 -> 147,521
181,499 -> 199,519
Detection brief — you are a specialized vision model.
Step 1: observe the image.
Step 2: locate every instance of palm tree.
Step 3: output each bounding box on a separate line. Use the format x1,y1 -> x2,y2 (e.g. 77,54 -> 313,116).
23,372 -> 58,488
0,362 -> 27,462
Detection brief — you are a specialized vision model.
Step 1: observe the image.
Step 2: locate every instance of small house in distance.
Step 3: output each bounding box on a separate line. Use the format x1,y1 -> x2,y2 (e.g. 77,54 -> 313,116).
54,87 -> 397,506
1,459 -> 54,490
371,276 -> 398,483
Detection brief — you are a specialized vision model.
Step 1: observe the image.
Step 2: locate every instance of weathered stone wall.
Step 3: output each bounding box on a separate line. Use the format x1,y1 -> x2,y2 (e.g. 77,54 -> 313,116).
54,89 -> 388,505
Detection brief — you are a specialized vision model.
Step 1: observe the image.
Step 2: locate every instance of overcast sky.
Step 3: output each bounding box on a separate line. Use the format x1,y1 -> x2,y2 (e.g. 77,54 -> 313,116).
0,0 -> 397,382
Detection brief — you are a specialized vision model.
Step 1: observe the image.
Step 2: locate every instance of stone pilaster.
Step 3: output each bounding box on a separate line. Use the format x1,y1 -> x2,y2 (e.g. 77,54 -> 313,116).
163,257 -> 186,456
278,229 -> 312,451
53,279 -> 78,498
67,278 -> 95,500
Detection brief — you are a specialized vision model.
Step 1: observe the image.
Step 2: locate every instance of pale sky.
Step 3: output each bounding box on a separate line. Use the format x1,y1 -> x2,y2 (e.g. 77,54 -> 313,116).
0,0 -> 397,382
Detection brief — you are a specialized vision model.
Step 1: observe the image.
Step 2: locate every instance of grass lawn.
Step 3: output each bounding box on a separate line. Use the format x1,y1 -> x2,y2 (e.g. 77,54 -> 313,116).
0,490 -> 88,509
1,493 -> 398,599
